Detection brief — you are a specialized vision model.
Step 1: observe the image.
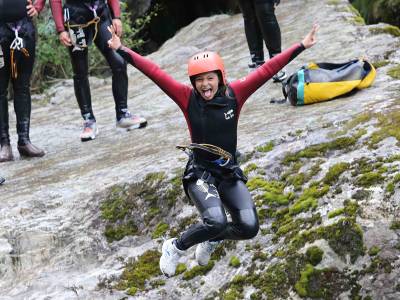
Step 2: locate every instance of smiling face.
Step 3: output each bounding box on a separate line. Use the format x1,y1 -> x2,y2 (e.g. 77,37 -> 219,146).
194,71 -> 220,101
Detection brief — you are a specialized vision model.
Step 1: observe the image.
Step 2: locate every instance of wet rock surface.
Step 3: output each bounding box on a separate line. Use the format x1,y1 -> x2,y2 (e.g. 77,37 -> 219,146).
1,0 -> 400,299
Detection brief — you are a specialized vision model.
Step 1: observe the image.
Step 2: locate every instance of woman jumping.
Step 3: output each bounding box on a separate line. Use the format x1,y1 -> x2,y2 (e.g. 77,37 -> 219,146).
107,23 -> 319,277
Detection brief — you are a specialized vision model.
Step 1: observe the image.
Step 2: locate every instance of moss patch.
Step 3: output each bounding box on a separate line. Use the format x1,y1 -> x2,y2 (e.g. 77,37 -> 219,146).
229,256 -> 241,268
115,250 -> 161,295
323,162 -> 350,184
306,246 -> 324,266
183,261 -> 215,280
369,25 -> 400,37
100,171 -> 186,242
256,141 -> 274,153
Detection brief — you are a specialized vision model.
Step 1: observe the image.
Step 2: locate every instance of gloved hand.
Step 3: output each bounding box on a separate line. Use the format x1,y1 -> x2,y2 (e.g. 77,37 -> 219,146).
0,177 -> 5,185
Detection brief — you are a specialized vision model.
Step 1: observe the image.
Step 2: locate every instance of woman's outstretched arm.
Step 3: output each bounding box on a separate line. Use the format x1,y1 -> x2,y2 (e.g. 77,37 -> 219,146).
108,26 -> 192,111
231,24 -> 319,110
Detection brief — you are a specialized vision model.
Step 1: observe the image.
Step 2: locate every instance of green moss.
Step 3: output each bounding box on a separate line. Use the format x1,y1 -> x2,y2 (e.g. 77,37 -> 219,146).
306,246 -> 324,266
100,171 -> 187,241
369,25 -> 400,37
363,256 -> 393,274
256,141 -> 274,152
229,256 -> 241,268
295,264 -> 352,298
116,250 -> 161,295
104,221 -> 138,242
352,189 -> 371,200
182,261 -> 215,280
372,60 -> 390,69
356,172 -> 384,187
283,136 -> 357,165
151,222 -> 169,239
328,208 -> 345,219
368,246 -> 380,256
386,182 -> 395,194
244,163 -> 258,176
291,218 -> 364,263
247,177 -> 293,207
149,279 -> 165,288
323,162 -> 350,184
390,220 -> 400,230
175,263 -> 187,275
369,110 -> 400,145
289,185 -> 329,216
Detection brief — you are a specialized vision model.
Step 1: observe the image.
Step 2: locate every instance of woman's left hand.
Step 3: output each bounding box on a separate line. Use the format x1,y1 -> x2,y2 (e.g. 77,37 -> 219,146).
112,19 -> 123,37
302,23 -> 320,49
27,0 -> 38,17
107,25 -> 122,50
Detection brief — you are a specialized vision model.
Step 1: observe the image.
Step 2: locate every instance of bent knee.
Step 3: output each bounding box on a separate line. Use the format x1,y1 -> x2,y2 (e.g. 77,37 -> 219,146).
203,207 -> 228,236
237,208 -> 259,239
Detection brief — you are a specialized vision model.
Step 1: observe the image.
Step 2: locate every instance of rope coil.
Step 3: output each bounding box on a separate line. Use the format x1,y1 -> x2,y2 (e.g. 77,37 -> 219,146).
176,143 -> 233,167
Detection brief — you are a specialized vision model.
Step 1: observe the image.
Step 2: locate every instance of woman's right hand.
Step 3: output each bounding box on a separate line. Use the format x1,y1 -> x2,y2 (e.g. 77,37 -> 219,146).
59,31 -> 72,47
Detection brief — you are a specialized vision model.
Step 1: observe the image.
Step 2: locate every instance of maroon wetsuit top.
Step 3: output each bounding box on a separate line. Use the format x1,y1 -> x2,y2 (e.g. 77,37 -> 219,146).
49,0 -> 121,33
33,0 -> 46,13
117,43 -> 305,164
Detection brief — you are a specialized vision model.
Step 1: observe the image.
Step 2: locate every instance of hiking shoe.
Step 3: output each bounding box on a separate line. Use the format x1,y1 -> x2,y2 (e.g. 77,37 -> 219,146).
248,61 -> 265,70
18,143 -> 45,158
159,238 -> 185,277
117,111 -> 147,131
80,120 -> 98,142
195,240 -> 221,266
0,144 -> 13,162
272,70 -> 287,83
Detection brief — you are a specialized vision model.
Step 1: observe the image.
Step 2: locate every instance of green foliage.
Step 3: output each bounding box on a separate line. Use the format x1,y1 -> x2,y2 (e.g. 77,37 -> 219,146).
152,222 -> 169,239
368,246 -> 380,256
182,261 -> 215,280
229,256 -> 241,268
323,163 -> 350,184
116,250 -> 161,295
306,246 -> 324,266
256,141 -> 274,153
388,64 -> 400,79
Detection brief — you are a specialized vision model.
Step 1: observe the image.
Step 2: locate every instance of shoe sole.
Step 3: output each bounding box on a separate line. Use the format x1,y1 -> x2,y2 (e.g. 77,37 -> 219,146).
116,121 -> 148,132
81,128 -> 99,142
272,76 -> 287,83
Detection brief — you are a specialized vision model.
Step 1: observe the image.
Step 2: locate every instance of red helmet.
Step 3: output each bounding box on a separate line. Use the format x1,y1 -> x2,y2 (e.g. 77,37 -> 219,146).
188,51 -> 227,85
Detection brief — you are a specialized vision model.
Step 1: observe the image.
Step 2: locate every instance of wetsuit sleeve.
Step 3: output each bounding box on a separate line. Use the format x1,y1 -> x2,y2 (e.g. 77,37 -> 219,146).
117,46 -> 192,110
230,43 -> 305,109
49,0 -> 66,33
33,0 -> 46,13
107,0 -> 121,19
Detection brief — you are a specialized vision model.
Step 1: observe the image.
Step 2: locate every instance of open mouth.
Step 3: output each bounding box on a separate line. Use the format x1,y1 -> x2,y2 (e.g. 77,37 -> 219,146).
202,89 -> 213,98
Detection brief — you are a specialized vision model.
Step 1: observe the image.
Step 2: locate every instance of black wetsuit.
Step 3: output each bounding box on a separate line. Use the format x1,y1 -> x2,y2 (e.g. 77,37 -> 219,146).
117,42 -> 305,250
238,0 -> 282,64
0,15 -> 38,146
50,0 -> 128,121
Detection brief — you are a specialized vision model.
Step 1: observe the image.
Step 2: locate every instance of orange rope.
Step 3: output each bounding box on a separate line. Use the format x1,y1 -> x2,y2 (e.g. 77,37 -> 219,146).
11,48 -> 30,79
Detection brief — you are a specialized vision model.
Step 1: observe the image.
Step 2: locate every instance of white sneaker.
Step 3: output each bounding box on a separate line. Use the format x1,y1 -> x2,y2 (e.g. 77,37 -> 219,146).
116,111 -> 147,131
80,120 -> 98,142
159,238 -> 185,277
195,240 -> 221,266
272,70 -> 287,83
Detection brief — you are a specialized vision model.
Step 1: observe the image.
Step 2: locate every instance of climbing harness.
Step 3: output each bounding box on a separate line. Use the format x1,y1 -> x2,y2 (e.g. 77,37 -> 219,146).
177,143 -> 233,167
64,2 -> 101,52
9,23 -> 29,79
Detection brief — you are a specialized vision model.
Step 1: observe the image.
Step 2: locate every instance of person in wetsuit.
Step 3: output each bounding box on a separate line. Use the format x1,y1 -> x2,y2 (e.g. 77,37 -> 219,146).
0,0 -> 46,162
238,0 -> 287,82
49,0 -> 147,142
107,23 -> 319,277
